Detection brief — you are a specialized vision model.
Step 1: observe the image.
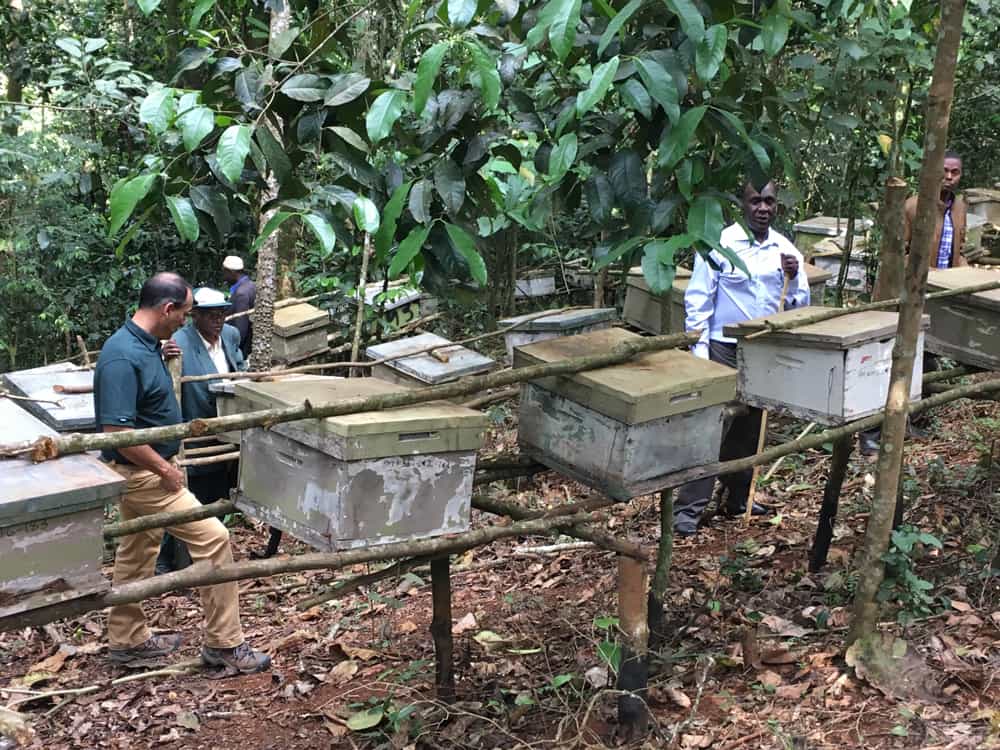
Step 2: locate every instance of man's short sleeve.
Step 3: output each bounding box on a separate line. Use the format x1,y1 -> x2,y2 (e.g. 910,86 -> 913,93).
95,357 -> 139,428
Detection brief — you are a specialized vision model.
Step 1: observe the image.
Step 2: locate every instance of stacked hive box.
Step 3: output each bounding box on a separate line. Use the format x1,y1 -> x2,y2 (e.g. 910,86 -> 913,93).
272,303 -> 329,364
231,377 -> 487,550
498,308 -> 616,361
924,267 -> 1000,370
793,216 -> 873,260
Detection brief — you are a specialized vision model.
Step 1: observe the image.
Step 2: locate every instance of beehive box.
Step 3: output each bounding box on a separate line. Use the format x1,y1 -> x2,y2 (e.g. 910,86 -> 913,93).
2,364 -> 95,432
232,377 -> 487,551
793,216 -> 873,260
966,188 -> 1000,225
272,303 -> 329,363
514,270 -> 557,298
810,237 -> 872,294
622,267 -> 691,335
498,308 -> 617,361
209,375 -> 329,444
514,328 -> 736,500
726,307 -> 928,425
342,284 -> 424,329
925,267 -> 1000,370
804,262 -> 834,304
0,399 -> 123,619
966,213 -> 988,255
366,333 -> 495,389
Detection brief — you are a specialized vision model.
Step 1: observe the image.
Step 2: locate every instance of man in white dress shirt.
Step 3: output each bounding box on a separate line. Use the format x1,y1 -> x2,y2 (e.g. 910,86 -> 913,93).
674,179 -> 810,536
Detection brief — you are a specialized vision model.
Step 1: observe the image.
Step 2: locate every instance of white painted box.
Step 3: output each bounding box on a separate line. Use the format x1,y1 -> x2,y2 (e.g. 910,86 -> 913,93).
726,307 -> 928,425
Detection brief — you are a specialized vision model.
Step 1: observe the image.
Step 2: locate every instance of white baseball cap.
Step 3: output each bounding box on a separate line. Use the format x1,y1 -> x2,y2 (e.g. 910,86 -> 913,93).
193,287 -> 232,309
222,255 -> 244,271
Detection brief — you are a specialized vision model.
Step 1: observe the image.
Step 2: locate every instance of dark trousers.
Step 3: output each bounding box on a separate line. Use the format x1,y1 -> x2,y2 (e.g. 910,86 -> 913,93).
156,465 -> 236,572
674,341 -> 764,528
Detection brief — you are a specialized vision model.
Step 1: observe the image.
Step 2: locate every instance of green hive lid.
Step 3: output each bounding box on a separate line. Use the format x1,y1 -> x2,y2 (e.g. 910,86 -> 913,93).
233,376 -> 487,447
0,399 -> 123,523
499,308 -> 617,332
512,327 -> 736,424
724,307 -> 929,349
926,267 -> 1000,313
273,303 -> 328,337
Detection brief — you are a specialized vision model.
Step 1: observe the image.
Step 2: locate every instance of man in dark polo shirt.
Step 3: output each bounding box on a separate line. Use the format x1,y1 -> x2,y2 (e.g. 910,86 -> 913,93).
94,272 -> 269,674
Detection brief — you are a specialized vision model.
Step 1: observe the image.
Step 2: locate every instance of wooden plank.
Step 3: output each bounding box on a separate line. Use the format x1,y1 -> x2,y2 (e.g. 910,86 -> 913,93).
926,267 -> 1000,312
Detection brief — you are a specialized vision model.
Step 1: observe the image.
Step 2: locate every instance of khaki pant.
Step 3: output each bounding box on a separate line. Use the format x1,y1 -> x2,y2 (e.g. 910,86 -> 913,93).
108,463 -> 244,649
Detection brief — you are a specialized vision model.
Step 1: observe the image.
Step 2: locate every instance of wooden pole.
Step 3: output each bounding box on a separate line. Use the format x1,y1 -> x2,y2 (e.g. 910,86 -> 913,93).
166,351 -> 186,480
349,233 -> 373,375
617,555 -> 649,739
647,489 -> 673,651
809,436 -> 853,572
430,556 -> 456,702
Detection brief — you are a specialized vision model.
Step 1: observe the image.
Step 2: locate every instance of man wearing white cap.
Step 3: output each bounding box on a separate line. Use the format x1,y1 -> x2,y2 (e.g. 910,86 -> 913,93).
222,255 -> 255,357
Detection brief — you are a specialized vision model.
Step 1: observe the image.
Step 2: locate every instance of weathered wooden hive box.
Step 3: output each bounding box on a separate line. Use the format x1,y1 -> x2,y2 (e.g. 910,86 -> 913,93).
726,307 -> 927,425
232,377 -> 487,551
924,267 -> 1000,370
498,308 -> 616,361
793,215 -> 872,260
514,328 -> 736,500
514,270 -> 557,298
804,262 -> 834,304
366,333 -> 495,390
810,237 -> 872,294
2,363 -> 95,432
966,213 -> 988,255
342,284 -> 424,329
966,188 -> 1000,225
0,400 -> 123,619
272,303 -> 329,363
623,266 -> 691,335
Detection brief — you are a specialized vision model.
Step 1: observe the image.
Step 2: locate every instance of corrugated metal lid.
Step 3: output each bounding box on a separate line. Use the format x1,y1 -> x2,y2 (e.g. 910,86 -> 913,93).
499,308 -> 617,332
513,328 -> 736,424
273,303 -> 328,336
233,376 -> 487,441
926,267 -> 1000,312
2,368 -> 95,431
725,307 -> 930,348
366,333 -> 495,384
0,399 -> 122,523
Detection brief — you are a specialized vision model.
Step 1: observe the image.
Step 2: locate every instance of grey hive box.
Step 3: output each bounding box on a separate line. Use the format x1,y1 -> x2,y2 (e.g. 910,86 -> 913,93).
232,377 -> 487,551
343,284 -> 424,329
726,307 -> 928,425
804,262 -> 834,303
966,188 -> 1000,225
272,303 -> 329,363
210,374 -> 331,444
514,328 -> 736,500
2,365 -> 95,432
498,308 -> 617,361
0,399 -> 123,619
514,270 -> 557,298
623,266 -> 691,335
925,267 -> 1000,370
366,333 -> 495,389
793,216 -> 873,260
810,237 -> 872,294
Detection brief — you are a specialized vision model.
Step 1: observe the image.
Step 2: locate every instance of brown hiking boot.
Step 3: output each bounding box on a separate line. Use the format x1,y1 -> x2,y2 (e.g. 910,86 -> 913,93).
201,642 -> 271,674
109,633 -> 183,664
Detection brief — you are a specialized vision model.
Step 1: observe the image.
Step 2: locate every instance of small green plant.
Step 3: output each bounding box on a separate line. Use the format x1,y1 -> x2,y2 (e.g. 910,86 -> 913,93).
593,615 -> 621,675
878,525 -> 945,624
720,545 -> 763,593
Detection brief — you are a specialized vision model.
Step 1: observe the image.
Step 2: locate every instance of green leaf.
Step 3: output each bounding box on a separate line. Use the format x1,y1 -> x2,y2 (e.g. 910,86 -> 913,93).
414,42 -> 450,116
189,0 -> 215,29
346,707 -> 384,732
676,158 -> 693,200
409,179 -> 433,224
352,196 -> 380,233
576,56 -> 619,116
280,74 -> 327,102
190,186 -> 231,239
216,124 -> 252,183
468,41 -> 501,110
269,25 -> 300,58
303,213 -> 336,256
434,159 -> 466,215
609,150 -> 646,207
255,126 -> 292,185
389,224 -> 431,277
548,132 -> 578,180
597,0 -> 644,56
549,0 -> 582,61
165,195 -> 199,242
325,73 -> 370,106
366,90 -> 407,143
175,47 -> 212,76
54,38 -> 82,58
618,79 -> 652,120
584,174 -> 614,224
138,87 -> 174,134
597,640 -> 621,672
761,11 -> 790,57
136,0 -> 162,15
658,105 -> 706,170
696,24 -> 727,82
635,58 -> 679,123
642,235 -> 690,293
664,0 -> 704,44
715,108 -> 770,172
251,210 -> 295,252
375,180 -> 413,263
328,125 -> 369,152
447,0 -> 476,27
445,223 -> 487,285
108,174 -> 157,238
594,236 -> 644,269
179,106 -> 214,152
687,195 -> 724,244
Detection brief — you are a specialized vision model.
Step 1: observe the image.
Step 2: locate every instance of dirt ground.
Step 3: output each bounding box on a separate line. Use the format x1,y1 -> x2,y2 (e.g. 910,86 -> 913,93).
2,392 -> 1000,750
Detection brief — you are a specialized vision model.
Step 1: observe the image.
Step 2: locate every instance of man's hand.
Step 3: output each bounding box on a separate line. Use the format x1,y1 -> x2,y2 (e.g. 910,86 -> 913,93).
158,463 -> 186,492
162,339 -> 181,359
780,253 -> 799,278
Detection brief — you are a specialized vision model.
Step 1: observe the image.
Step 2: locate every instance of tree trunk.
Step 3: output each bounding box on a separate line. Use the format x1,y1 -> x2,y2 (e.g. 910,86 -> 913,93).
847,0 -> 966,647
871,179 -> 910,302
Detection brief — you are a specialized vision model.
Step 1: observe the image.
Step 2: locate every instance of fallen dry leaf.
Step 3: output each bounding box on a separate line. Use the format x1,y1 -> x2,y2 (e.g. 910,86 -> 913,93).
775,683 -> 810,700
761,647 -> 803,666
175,711 -> 200,731
951,600 -> 973,613
453,612 -> 477,635
680,733 -> 712,748
760,614 -> 810,639
663,684 -> 692,709
845,633 -> 941,701
758,670 -> 782,689
28,643 -> 77,675
326,660 -> 359,685
267,630 -> 318,653
397,620 -> 419,635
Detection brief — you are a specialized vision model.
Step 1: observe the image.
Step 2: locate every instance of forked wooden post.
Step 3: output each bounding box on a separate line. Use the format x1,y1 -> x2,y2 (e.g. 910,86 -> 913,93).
430,556 -> 456,703
809,435 -> 853,572
617,555 -> 649,738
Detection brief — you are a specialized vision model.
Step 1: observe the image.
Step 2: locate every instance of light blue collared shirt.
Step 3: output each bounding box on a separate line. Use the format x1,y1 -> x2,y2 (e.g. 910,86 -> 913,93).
685,223 -> 810,359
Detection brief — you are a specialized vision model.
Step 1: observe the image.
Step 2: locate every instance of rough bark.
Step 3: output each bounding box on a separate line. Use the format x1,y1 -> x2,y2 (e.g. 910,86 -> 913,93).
647,489 -> 673,649
617,555 -> 650,738
104,500 -> 237,539
430,557 -> 456,702
871,178 -> 910,302
809,436 -> 853,572
848,0 -> 966,647
350,234 -> 373,371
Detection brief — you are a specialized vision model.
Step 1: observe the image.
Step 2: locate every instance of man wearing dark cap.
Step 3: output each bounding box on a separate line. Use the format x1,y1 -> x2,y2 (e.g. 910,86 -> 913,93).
93,272 -> 269,674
